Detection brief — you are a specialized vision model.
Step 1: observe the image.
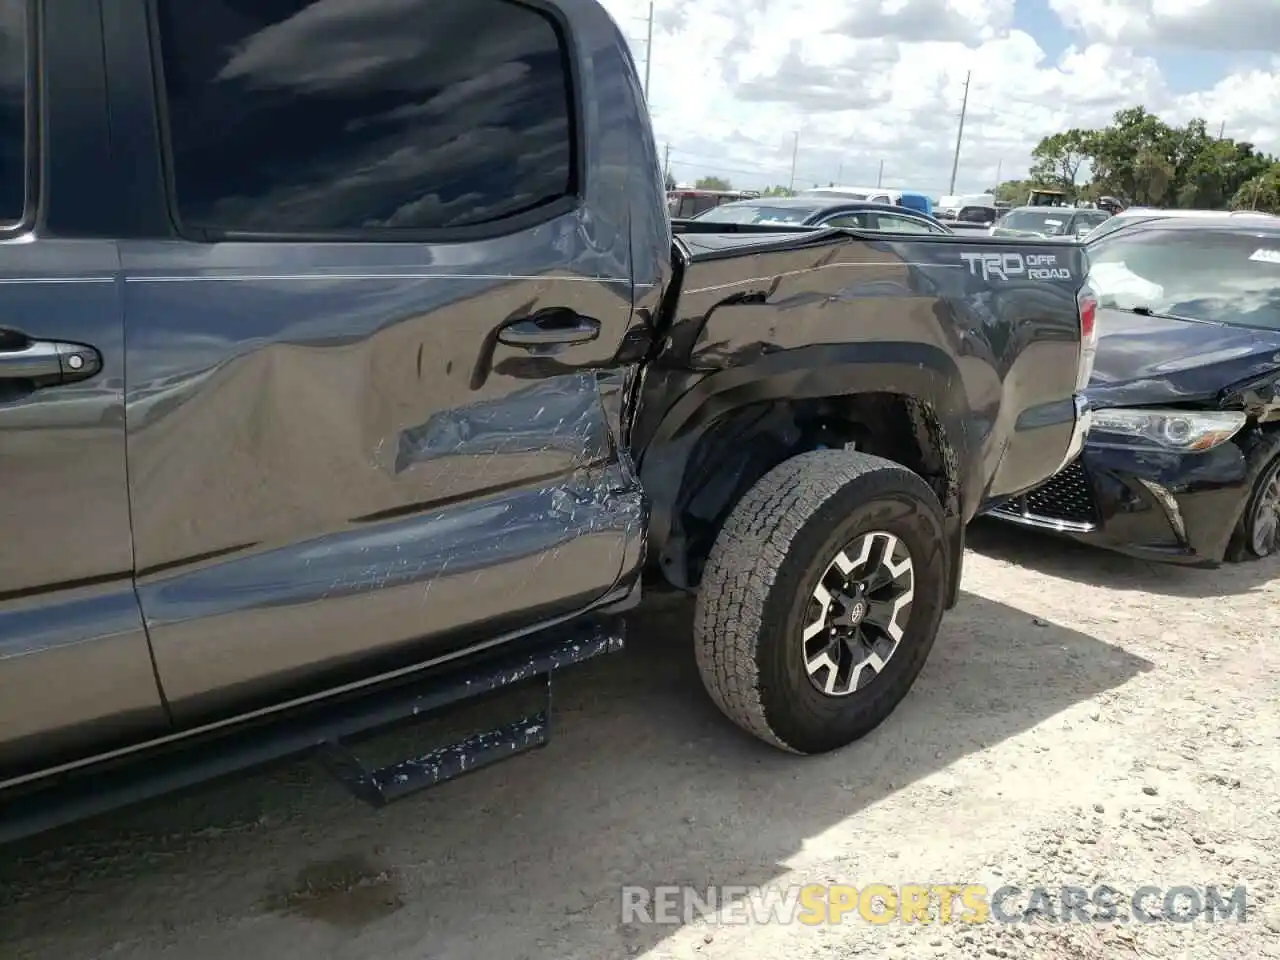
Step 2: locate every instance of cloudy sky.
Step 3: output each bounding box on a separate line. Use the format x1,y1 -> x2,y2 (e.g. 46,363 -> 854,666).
597,0 -> 1280,198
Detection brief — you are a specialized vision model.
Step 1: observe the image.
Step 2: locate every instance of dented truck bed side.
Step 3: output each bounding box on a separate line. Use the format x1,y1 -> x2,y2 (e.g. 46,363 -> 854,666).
631,226 -> 1089,589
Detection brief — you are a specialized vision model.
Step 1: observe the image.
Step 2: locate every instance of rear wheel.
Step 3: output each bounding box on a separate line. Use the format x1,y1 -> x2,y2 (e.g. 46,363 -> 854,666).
693,450 -> 949,755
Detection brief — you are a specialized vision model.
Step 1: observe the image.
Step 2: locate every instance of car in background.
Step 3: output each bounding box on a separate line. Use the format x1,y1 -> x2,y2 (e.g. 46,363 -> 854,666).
1083,206 -> 1279,244
937,193 -> 997,219
799,187 -> 937,216
988,215 -> 1280,565
797,186 -> 901,204
990,206 -> 1112,240
688,196 -> 953,234
947,205 -> 1001,232
666,188 -> 760,218
1027,188 -> 1071,207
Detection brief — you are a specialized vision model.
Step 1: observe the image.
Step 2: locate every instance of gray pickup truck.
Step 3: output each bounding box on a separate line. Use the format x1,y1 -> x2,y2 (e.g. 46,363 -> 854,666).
0,0 -> 1093,842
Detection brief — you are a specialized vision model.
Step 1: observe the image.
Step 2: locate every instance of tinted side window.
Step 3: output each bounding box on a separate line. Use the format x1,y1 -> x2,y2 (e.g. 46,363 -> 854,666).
957,206 -> 995,223
823,212 -> 873,229
876,214 -> 941,234
156,0 -> 575,235
0,0 -> 27,225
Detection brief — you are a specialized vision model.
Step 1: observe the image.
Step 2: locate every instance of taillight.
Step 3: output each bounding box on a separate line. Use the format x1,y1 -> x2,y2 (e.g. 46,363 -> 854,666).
1075,291 -> 1098,391
1079,293 -> 1096,341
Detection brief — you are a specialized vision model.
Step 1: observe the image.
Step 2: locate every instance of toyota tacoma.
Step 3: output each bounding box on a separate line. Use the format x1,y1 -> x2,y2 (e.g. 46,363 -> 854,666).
0,0 -> 1092,842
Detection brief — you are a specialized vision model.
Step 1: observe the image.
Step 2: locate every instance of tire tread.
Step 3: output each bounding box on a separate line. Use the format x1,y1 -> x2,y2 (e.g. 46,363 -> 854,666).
693,450 -> 942,753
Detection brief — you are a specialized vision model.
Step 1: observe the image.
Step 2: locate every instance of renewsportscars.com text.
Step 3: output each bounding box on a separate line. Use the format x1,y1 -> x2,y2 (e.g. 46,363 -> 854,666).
621,883 -> 1249,926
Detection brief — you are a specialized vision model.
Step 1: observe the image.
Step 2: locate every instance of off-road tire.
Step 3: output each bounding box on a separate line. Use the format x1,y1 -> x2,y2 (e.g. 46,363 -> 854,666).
694,449 -> 949,755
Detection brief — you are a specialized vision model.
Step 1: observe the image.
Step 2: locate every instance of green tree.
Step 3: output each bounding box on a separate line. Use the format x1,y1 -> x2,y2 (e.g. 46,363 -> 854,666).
989,179 -> 1033,204
664,171 -> 677,191
1032,105 -> 1280,210
1177,138 -> 1271,209
760,185 -> 796,197
1131,148 -> 1175,205
695,175 -> 732,190
1231,165 -> 1280,213
1077,106 -> 1177,204
1028,130 -> 1091,199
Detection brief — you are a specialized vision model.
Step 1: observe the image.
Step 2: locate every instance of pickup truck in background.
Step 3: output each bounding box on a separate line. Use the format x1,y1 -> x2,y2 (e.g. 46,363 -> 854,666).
0,0 -> 1093,842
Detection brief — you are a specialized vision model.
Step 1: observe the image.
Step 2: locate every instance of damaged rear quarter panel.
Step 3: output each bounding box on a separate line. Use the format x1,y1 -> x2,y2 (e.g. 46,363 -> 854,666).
634,230 -> 1087,528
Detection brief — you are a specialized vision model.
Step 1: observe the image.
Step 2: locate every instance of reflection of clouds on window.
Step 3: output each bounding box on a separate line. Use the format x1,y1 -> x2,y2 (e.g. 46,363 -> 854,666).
371,191 -> 537,230
345,63 -> 534,131
158,0 -> 573,233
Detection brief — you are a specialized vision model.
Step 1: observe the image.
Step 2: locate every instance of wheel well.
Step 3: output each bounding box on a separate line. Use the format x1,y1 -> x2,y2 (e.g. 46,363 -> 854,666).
654,393 -> 961,589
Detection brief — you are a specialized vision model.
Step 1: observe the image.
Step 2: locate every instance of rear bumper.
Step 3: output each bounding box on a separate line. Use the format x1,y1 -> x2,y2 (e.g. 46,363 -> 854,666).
1057,394 -> 1092,475
984,392 -> 1092,505
988,393 -> 1092,530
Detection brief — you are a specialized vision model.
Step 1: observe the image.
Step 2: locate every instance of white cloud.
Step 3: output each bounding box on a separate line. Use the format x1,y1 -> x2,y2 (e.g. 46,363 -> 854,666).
835,0 -> 1016,45
599,0 -> 1280,197
1049,0 -> 1280,52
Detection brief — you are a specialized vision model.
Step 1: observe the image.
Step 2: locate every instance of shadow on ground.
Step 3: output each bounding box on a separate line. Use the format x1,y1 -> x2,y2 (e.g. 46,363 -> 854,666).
966,518 -> 1280,599
0,589 -> 1152,960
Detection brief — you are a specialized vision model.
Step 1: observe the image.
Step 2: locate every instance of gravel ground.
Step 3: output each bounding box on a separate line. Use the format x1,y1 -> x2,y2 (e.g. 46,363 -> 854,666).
2,519 -> 1278,960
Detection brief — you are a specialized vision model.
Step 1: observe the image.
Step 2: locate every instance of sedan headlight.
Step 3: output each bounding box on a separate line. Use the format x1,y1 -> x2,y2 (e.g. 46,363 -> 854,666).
1089,408 -> 1247,452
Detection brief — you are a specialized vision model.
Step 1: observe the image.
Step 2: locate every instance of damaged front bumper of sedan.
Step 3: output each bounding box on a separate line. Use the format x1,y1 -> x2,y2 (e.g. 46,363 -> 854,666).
987,407 -> 1263,566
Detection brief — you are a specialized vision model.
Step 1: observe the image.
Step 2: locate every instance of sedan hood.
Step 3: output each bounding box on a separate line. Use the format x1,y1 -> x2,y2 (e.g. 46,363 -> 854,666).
1086,306 -> 1280,408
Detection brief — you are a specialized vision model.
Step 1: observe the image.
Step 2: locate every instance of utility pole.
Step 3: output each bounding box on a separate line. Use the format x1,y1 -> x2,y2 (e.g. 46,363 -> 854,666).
877,159 -> 884,187
948,70 -> 971,195
643,1 -> 654,100
1218,120 -> 1226,139
788,131 -> 800,191
662,142 -> 670,182
837,162 -> 843,183
995,158 -> 1002,187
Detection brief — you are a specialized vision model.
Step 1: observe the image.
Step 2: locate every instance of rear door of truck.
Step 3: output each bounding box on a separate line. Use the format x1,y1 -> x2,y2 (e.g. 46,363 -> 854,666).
0,0 -> 169,781
101,0 -> 648,726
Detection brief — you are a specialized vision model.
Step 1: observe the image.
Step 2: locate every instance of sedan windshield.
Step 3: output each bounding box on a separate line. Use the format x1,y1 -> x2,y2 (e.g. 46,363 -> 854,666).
693,202 -> 820,225
996,210 -> 1071,235
1086,228 -> 1280,331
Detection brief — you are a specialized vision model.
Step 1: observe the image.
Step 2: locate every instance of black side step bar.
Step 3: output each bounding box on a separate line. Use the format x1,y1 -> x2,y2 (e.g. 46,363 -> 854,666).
318,627 -> 604,806
0,618 -> 624,845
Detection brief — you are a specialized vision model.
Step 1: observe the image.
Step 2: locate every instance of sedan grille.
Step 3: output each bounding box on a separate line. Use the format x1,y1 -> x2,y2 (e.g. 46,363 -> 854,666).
990,458 -> 1099,530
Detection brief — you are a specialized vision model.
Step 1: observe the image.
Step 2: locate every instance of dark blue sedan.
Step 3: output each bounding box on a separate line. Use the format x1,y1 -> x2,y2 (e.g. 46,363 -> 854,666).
989,215 -> 1280,565
690,196 -> 954,235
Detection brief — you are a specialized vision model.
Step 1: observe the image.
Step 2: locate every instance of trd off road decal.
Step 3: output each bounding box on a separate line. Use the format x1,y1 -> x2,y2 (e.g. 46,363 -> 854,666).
960,251 -> 1072,282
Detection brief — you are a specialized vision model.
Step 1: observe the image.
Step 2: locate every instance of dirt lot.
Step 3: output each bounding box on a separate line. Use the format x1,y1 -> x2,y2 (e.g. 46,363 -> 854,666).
2,520 -> 1278,960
